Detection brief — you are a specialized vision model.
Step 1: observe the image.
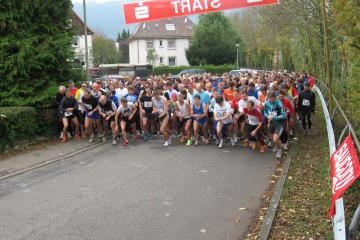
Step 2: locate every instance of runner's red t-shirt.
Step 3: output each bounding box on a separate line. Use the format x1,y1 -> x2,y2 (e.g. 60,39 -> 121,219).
243,107 -> 263,126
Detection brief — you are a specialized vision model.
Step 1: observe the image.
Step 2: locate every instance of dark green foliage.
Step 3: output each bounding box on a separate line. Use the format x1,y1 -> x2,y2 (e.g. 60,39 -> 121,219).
186,13 -> 245,66
0,0 -> 79,108
0,107 -> 37,152
92,35 -> 122,66
152,65 -> 235,76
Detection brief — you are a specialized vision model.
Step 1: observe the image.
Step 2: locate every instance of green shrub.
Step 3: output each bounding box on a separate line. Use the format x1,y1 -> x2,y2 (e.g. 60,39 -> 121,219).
0,107 -> 38,152
152,65 -> 236,76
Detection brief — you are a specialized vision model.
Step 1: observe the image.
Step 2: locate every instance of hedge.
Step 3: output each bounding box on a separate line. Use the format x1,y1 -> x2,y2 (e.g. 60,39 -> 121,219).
152,65 -> 236,76
0,107 -> 38,152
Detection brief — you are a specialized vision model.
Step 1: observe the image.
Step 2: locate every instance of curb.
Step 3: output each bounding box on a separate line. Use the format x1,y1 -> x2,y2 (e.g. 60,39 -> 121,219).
0,140 -> 110,182
258,141 -> 296,240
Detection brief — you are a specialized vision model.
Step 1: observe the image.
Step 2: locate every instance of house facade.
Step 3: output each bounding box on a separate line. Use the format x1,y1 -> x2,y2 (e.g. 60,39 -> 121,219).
129,17 -> 195,67
70,9 -> 94,68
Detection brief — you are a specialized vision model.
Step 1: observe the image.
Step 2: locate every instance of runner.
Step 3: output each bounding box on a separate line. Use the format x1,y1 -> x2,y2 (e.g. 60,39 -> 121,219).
115,98 -> 141,147
243,100 -> 266,152
152,90 -> 172,147
59,88 -> 80,143
175,93 -> 192,145
298,83 -> 316,135
82,89 -> 102,142
264,91 -> 287,159
213,95 -> 235,148
191,94 -> 209,146
238,90 -> 260,146
98,95 -> 118,145
139,86 -> 154,141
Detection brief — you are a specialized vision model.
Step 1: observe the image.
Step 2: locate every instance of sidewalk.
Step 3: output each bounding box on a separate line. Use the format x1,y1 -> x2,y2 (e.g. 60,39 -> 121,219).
0,138 -> 105,178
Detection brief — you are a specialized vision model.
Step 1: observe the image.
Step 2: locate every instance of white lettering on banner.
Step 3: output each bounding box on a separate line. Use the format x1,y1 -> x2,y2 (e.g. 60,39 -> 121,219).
170,0 -> 222,14
331,143 -> 356,193
135,2 -> 150,20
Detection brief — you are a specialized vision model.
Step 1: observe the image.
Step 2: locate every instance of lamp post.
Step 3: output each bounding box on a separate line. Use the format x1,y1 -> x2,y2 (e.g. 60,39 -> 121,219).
83,0 -> 89,81
235,43 -> 240,70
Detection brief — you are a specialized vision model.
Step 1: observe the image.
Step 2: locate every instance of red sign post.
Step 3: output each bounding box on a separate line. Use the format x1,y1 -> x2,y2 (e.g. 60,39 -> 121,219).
123,0 -> 279,24
329,135 -> 360,217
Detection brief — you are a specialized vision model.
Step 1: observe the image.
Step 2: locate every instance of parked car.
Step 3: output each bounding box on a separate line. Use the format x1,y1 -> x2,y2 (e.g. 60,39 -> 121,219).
171,69 -> 206,79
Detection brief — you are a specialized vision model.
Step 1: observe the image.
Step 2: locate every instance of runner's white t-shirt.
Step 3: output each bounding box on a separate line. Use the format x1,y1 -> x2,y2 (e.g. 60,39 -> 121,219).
214,102 -> 233,124
238,96 -> 260,112
117,102 -> 135,117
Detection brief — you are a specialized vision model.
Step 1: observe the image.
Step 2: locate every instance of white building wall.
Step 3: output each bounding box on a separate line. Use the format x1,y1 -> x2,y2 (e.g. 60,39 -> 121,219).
73,35 -> 93,68
129,38 -> 190,67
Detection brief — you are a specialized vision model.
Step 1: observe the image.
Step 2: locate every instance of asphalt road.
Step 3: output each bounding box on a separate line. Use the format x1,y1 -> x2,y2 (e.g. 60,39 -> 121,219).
0,139 -> 278,240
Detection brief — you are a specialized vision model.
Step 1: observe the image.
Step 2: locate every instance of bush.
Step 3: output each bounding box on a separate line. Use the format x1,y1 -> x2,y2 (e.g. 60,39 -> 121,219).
0,107 -> 38,152
152,65 -> 236,76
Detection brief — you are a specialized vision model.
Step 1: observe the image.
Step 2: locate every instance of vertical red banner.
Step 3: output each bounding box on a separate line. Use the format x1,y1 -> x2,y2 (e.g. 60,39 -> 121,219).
329,135 -> 360,217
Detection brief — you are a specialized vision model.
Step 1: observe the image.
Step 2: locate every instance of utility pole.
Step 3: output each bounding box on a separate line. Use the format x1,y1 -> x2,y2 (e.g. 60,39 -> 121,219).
321,0 -> 333,111
83,0 -> 90,81
235,44 -> 239,69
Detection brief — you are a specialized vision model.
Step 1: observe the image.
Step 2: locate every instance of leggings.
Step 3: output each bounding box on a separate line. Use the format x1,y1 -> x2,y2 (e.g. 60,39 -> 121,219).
247,124 -> 265,145
301,110 -> 312,130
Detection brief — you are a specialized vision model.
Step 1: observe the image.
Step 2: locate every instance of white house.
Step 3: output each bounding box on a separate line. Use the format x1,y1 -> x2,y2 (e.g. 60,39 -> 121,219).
70,9 -> 94,68
129,17 -> 195,67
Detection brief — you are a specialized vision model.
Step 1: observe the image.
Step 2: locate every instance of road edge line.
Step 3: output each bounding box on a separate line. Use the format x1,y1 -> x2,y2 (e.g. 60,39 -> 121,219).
258,141 -> 296,240
0,140 -> 110,181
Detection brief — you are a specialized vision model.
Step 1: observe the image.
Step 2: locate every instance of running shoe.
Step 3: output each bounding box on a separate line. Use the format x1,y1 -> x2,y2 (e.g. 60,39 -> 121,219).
283,143 -> 288,151
218,139 -> 224,148
102,136 -> 107,142
88,137 -> 94,143
272,146 -> 278,153
168,135 -> 173,145
112,139 -> 117,145
186,139 -> 193,146
194,140 -> 199,146
267,141 -> 273,148
276,149 -> 283,159
230,138 -> 236,146
163,141 -> 169,147
260,145 -> 266,153
122,140 -> 129,147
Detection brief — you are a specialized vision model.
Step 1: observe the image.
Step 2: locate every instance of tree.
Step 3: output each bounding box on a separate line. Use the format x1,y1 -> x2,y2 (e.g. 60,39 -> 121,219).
146,48 -> 158,66
116,29 -> 130,63
186,12 -> 245,66
92,35 -> 122,66
0,0 -> 80,107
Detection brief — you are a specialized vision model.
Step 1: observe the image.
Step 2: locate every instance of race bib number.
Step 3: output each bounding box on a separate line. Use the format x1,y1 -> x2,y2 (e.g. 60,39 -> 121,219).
270,111 -> 277,117
105,111 -> 113,115
302,99 -> 310,106
144,101 -> 152,108
85,104 -> 92,110
64,112 -> 73,117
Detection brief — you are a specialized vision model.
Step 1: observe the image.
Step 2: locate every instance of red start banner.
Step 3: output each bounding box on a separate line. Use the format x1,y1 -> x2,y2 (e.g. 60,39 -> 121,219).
329,135 -> 360,217
123,0 -> 279,24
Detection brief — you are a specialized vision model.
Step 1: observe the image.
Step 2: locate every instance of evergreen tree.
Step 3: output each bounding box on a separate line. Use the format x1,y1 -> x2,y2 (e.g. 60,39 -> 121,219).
0,0 -> 81,107
118,28 -> 130,63
186,13 -> 245,66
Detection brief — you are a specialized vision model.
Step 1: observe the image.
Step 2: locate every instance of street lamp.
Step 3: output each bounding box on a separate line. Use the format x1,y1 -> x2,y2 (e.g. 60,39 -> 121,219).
83,0 -> 90,81
235,43 -> 240,70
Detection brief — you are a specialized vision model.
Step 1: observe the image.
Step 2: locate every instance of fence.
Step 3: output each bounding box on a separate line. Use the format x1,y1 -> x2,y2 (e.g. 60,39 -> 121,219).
314,82 -> 360,240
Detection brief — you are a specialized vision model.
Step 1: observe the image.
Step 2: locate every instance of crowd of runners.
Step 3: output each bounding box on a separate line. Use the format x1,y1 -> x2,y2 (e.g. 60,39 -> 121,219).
55,71 -> 316,159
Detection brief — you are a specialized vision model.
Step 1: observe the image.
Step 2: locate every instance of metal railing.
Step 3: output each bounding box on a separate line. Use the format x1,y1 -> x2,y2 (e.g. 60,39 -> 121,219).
314,82 -> 360,240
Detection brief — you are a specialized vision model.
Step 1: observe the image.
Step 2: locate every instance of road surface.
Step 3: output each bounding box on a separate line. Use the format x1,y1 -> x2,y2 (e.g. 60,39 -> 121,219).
0,139 -> 278,240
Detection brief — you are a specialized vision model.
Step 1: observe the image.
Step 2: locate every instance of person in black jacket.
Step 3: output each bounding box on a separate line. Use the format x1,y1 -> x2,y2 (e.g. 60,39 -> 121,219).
298,83 -> 316,135
59,88 -> 80,143
55,86 -> 66,140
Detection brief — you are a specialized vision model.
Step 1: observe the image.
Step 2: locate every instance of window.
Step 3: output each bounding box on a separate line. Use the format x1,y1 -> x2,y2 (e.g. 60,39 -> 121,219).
168,40 -> 176,49
159,40 -> 163,47
146,41 -> 154,49
165,24 -> 175,31
73,37 -> 79,46
159,57 -> 163,64
168,57 -> 176,67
